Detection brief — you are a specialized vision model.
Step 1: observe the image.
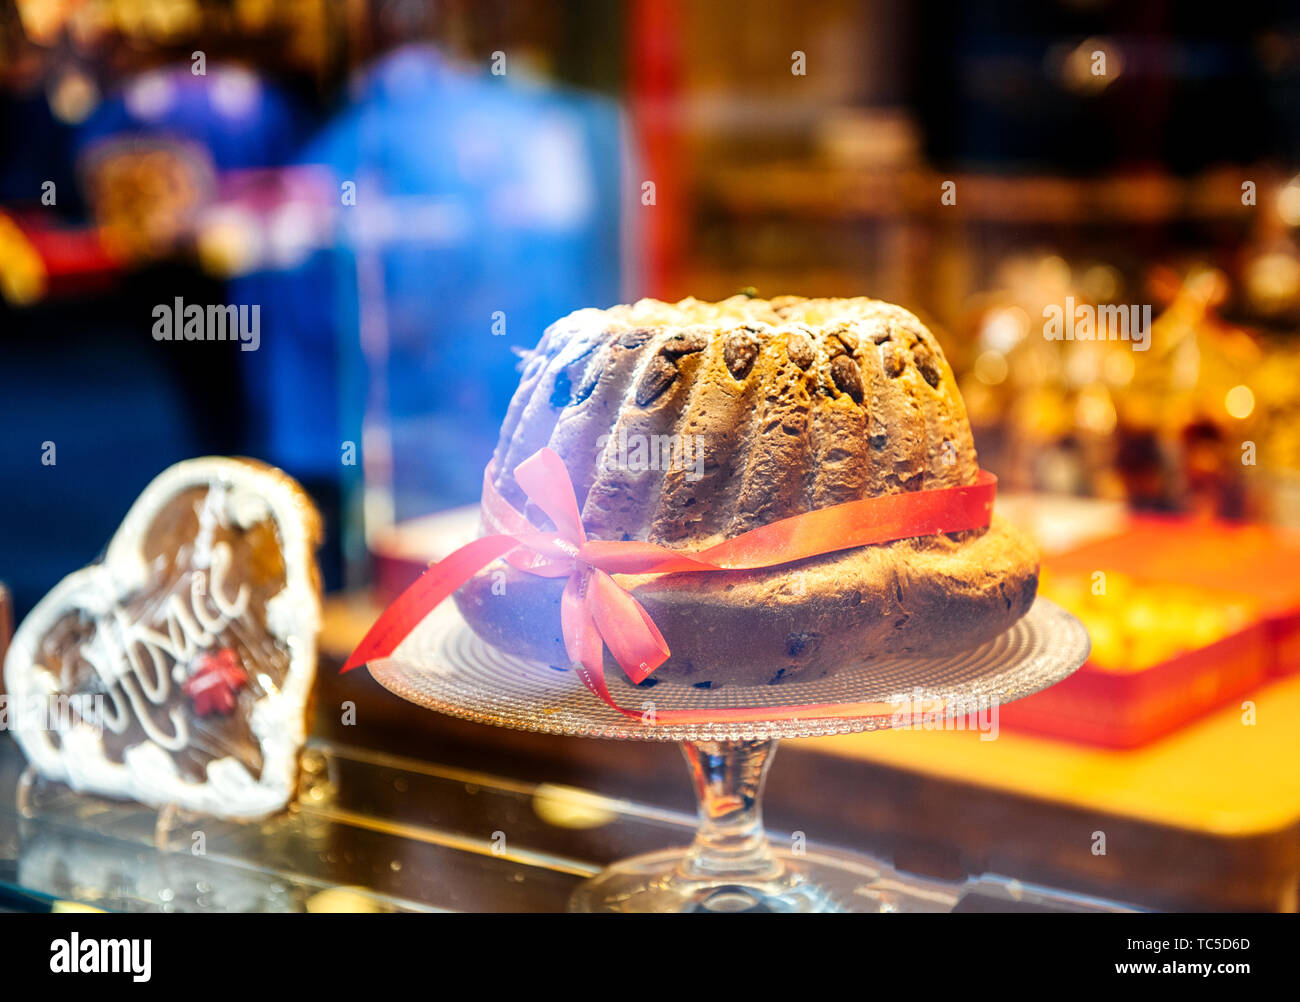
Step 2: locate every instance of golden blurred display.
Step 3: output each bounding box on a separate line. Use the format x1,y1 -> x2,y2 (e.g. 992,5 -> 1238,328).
1040,570 -> 1257,674
956,257 -> 1300,522
82,139 -> 212,262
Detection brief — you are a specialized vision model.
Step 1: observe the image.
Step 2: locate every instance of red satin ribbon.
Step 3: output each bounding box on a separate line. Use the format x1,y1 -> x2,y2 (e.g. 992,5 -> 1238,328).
343,448 -> 997,725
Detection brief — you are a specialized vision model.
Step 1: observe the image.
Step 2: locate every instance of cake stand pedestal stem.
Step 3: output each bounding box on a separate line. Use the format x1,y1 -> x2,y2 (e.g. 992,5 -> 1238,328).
569,734 -> 890,911
678,738 -> 782,882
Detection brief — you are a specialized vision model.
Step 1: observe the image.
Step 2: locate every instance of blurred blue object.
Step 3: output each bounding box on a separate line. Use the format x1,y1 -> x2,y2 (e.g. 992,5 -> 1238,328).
75,64 -> 306,171
0,66 -> 322,615
3,48 -> 627,606
296,45 -> 627,529
0,310 -> 209,616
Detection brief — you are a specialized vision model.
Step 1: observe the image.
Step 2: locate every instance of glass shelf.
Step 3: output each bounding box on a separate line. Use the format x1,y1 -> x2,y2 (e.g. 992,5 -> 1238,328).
0,735 -> 1132,913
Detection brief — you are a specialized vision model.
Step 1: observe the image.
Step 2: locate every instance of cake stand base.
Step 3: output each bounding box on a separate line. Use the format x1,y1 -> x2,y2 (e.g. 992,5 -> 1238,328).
570,738 -> 959,913
569,846 -> 960,913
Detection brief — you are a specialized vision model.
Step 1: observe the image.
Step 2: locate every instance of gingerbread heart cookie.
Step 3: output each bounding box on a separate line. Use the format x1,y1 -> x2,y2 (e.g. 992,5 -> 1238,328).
3,458 -> 322,819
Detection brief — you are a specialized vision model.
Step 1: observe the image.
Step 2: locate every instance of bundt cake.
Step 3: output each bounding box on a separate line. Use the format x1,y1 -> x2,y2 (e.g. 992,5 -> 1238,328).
454,295 -> 1039,690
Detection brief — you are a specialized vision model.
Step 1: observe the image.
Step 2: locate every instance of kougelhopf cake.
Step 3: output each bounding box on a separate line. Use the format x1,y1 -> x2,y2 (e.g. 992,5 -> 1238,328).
455,296 -> 1038,689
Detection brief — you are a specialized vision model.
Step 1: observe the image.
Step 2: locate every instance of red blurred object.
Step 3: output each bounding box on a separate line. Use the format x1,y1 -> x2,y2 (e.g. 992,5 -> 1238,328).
999,620 -> 1270,748
367,507 -> 481,605
2,210 -> 122,298
1001,517 -> 1300,748
184,648 -> 249,717
628,0 -> 685,296
1045,517 -> 1300,677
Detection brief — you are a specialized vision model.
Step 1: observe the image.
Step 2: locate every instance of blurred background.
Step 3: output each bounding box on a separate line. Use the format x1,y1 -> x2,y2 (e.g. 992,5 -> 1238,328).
2,0 -> 1300,911
4,0 -> 1300,612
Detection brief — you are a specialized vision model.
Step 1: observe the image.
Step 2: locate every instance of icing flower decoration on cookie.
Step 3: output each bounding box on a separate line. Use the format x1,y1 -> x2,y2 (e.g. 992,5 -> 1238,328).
184,648 -> 249,717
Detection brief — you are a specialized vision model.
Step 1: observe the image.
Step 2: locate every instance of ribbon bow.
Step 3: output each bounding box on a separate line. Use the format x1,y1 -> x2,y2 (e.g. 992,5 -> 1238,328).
344,448 -> 996,722
489,447 -> 676,694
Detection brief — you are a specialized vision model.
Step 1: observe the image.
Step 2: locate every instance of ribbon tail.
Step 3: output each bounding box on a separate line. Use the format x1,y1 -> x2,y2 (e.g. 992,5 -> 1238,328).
585,569 -> 670,684
341,534 -> 521,672
560,573 -> 602,670
561,573 -> 636,719
570,659 -> 646,723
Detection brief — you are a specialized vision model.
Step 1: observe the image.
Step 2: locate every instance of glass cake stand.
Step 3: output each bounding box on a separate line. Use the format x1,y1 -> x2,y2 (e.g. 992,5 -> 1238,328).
367,596 -> 1090,913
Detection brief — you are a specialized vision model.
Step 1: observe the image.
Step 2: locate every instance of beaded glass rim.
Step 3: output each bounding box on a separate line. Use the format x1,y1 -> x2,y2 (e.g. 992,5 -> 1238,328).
367,596 -> 1090,742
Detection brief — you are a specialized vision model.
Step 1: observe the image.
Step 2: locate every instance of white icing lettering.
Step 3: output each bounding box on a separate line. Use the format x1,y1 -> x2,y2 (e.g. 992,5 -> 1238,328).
73,542 -> 251,754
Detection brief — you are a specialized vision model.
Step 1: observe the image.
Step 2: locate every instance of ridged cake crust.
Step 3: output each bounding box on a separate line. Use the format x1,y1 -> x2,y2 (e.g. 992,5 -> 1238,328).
490,295 -> 980,545
455,296 -> 1038,687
